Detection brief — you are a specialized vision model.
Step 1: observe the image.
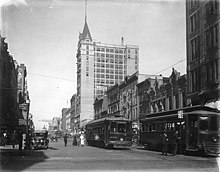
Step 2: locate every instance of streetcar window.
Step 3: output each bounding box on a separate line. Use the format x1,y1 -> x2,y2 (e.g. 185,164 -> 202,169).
110,122 -> 117,132
127,123 -> 132,132
149,124 -> 155,131
210,116 -> 218,131
118,123 -> 126,133
199,117 -> 208,131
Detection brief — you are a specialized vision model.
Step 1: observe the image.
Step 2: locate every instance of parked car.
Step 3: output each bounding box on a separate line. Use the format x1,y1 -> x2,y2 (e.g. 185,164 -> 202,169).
32,130 -> 49,149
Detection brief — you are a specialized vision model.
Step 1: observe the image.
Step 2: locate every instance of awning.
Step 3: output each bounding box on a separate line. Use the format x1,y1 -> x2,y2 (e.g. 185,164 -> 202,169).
205,98 -> 220,110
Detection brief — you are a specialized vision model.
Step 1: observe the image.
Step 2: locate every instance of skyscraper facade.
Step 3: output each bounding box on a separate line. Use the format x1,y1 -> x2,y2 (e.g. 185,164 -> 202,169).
75,19 -> 139,129
186,0 -> 219,108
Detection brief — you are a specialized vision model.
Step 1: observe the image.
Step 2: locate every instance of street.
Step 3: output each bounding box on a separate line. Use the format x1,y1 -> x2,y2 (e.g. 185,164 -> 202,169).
0,138 -> 219,172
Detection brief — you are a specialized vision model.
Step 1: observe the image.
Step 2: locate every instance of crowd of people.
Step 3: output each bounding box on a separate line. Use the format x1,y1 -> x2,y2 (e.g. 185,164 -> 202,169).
0,129 -> 23,150
63,133 -> 86,147
1,129 -> 181,156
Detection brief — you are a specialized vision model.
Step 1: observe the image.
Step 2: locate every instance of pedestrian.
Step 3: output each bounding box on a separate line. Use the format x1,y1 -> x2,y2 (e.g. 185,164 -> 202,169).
3,131 -> 7,147
64,134 -> 68,146
171,130 -> 180,156
72,135 -> 77,146
161,132 -> 168,156
11,130 -> 17,149
80,134 -> 84,147
18,130 -> 23,150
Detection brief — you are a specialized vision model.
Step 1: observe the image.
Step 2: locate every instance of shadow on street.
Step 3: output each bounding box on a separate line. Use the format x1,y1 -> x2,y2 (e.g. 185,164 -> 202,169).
48,146 -> 58,150
0,148 -> 48,171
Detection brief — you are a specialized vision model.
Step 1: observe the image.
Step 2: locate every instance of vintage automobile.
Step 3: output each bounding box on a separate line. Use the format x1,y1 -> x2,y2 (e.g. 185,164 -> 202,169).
32,130 -> 49,149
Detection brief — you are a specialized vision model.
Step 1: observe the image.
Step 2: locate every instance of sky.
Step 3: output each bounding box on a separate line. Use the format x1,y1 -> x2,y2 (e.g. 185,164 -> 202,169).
1,0 -> 186,130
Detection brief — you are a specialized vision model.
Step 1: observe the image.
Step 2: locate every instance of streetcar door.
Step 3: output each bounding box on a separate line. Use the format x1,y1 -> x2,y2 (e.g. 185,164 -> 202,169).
186,114 -> 198,150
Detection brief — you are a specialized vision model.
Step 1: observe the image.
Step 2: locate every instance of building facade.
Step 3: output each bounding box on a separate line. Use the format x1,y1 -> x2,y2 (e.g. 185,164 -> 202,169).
138,68 -> 187,119
107,84 -> 120,117
76,18 -> 139,129
61,108 -> 69,132
70,94 -> 77,134
186,0 -> 220,109
94,96 -> 108,120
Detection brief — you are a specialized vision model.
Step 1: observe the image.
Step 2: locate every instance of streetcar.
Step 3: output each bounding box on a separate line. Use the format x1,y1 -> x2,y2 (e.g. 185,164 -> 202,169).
85,116 -> 133,148
139,105 -> 220,156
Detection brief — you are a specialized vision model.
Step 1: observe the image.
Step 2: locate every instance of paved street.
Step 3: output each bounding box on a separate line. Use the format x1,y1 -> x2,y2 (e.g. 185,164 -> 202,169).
0,139 -> 219,172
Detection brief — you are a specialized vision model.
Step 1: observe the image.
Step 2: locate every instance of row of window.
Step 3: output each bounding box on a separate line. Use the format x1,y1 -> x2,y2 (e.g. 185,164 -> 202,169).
96,53 -> 124,58
142,122 -> 185,132
189,1 -> 219,34
95,69 -> 124,74
205,24 -> 219,49
94,63 -> 124,69
200,60 -> 218,89
96,47 -> 124,54
95,47 -> 138,54
190,11 -> 199,33
95,74 -> 124,80
85,44 -> 138,54
189,60 -> 218,93
95,58 -> 124,64
190,35 -> 200,61
205,0 -> 219,18
189,24 -> 218,61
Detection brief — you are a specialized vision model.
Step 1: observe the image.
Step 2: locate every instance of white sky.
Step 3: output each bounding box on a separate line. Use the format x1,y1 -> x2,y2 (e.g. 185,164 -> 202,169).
1,0 -> 186,130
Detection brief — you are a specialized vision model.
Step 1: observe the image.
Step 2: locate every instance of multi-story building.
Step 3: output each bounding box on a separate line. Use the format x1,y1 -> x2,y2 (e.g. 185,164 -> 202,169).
0,34 -> 27,131
76,18 -> 139,129
51,117 -> 61,131
119,72 -> 162,122
70,94 -> 77,134
107,84 -> 120,117
137,68 -> 187,119
94,95 -> 108,120
17,63 -> 30,129
61,108 -> 69,132
186,0 -> 219,108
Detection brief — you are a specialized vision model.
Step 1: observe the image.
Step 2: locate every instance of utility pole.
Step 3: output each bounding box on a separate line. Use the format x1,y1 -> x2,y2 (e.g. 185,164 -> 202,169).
25,99 -> 30,150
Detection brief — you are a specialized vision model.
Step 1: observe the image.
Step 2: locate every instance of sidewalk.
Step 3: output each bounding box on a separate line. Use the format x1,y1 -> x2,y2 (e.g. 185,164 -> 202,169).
0,145 -> 31,156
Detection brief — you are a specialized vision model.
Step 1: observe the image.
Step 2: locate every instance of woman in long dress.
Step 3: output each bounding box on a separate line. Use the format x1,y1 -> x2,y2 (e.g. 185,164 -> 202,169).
80,134 -> 84,147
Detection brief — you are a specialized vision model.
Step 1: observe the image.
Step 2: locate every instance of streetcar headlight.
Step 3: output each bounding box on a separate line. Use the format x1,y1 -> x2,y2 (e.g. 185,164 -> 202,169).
120,138 -> 123,141
212,137 -> 217,142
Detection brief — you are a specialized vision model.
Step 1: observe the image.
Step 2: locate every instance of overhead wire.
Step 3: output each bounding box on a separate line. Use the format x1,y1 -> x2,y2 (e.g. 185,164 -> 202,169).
154,59 -> 186,75
0,59 -> 186,90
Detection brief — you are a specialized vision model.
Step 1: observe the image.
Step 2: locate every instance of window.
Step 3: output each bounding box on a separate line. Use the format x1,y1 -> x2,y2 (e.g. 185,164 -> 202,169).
110,122 -> 117,132
190,12 -> 199,33
190,0 -> 197,9
199,117 -> 208,130
118,123 -> 126,133
210,116 -> 218,131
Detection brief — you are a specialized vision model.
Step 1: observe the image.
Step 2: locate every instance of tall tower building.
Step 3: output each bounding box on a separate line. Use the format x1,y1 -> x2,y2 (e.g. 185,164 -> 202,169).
186,0 -> 219,108
75,13 -> 139,129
